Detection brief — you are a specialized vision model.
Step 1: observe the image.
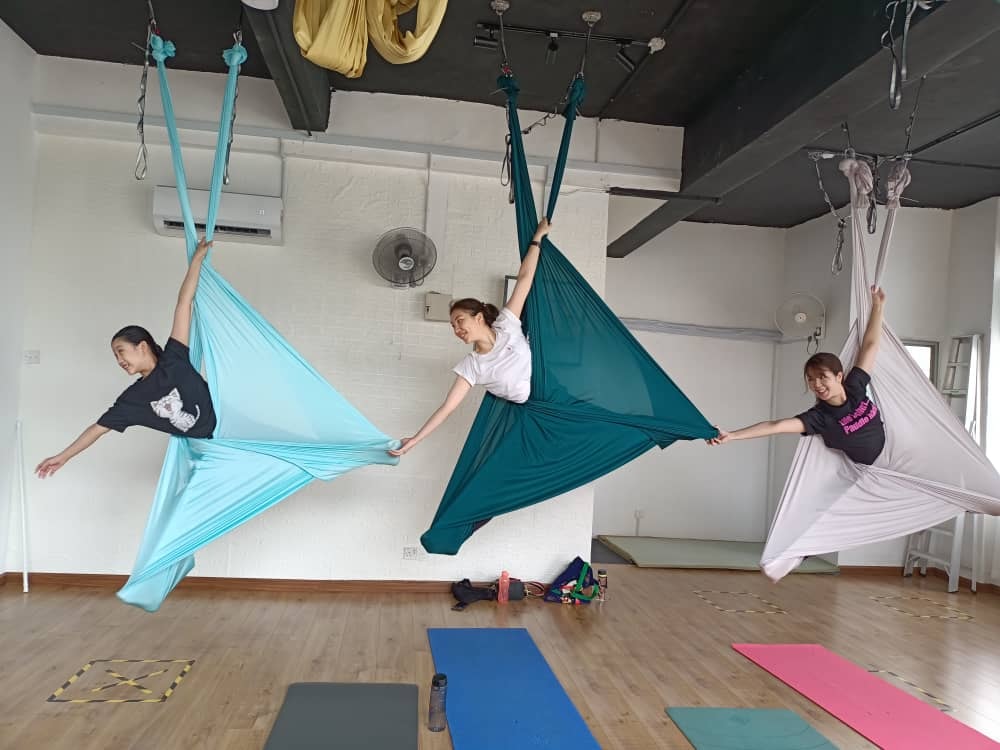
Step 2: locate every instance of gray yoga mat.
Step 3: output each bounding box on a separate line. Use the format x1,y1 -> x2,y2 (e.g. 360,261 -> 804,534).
264,682 -> 418,750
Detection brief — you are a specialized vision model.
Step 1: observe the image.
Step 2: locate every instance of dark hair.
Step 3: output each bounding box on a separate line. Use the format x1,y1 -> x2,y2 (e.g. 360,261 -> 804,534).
112,325 -> 163,359
450,298 -> 500,327
803,352 -> 843,381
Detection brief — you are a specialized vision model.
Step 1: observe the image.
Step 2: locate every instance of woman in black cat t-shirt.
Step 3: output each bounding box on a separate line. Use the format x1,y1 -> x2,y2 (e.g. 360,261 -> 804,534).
35,238 -> 218,479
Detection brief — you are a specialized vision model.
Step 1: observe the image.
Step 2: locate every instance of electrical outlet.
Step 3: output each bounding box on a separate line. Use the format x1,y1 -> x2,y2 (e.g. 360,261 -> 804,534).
402,546 -> 421,561
22,350 -> 40,365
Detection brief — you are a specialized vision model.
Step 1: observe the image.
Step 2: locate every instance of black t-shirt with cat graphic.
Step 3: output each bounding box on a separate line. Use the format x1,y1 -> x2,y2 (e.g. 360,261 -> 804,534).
97,338 -> 216,439
795,366 -> 885,465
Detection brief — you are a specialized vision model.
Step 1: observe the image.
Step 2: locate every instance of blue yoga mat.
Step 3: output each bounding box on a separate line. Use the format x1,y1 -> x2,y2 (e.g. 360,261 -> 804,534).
427,628 -> 600,750
667,707 -> 837,750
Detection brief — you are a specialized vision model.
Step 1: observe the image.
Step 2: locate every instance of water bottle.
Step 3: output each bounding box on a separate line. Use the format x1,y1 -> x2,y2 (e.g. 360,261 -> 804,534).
428,673 -> 447,732
597,569 -> 608,602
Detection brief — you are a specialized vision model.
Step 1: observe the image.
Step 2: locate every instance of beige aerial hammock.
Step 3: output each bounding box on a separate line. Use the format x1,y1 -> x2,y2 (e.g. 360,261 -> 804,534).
293,0 -> 447,78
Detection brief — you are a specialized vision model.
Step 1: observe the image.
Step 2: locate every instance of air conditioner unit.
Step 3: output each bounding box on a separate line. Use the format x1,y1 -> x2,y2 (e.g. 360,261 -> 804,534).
152,186 -> 283,245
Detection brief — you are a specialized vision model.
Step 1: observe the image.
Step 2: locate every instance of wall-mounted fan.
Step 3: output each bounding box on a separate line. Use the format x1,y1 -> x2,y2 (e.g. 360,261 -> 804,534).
372,227 -> 437,288
775,293 -> 826,351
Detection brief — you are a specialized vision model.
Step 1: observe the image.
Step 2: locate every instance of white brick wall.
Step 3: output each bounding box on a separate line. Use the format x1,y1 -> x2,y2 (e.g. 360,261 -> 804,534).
15,134 -> 607,583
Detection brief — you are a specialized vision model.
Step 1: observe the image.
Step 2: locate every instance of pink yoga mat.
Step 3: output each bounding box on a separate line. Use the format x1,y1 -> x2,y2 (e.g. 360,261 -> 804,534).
733,644 -> 999,749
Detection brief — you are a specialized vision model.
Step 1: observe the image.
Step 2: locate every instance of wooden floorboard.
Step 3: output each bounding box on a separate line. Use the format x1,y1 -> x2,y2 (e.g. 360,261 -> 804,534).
2,566 -> 999,748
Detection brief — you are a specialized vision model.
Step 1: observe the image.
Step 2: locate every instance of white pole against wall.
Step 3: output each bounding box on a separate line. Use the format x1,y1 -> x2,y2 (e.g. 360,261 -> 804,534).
16,420 -> 28,593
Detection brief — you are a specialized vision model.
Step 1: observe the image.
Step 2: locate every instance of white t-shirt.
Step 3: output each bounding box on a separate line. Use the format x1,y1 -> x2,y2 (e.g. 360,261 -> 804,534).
452,307 -> 532,403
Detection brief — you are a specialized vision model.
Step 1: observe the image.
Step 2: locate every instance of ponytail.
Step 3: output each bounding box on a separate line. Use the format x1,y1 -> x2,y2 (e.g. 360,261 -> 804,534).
112,325 -> 163,359
450,298 -> 500,327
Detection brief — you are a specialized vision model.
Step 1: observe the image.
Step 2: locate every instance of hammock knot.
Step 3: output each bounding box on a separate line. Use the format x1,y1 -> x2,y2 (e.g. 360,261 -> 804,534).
150,35 -> 176,64
498,73 -> 520,102
839,158 -> 873,209
564,76 -> 586,115
223,43 -> 248,68
885,162 -> 912,209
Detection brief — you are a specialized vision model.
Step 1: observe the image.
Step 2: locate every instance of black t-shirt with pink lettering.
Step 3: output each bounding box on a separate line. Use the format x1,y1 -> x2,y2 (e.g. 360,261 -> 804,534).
796,367 -> 885,465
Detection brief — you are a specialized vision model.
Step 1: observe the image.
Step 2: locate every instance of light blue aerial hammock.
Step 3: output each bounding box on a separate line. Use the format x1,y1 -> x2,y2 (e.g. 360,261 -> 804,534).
420,67 -> 716,555
117,34 -> 398,612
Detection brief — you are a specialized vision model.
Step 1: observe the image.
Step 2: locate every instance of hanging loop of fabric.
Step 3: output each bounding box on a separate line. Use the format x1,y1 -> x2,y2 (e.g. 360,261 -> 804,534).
134,1 -> 159,180
810,152 -> 847,276
222,25 -> 245,186
866,156 -> 880,235
492,0 -> 516,202
882,0 -> 937,110
832,218 -> 846,276
502,133 -> 514,204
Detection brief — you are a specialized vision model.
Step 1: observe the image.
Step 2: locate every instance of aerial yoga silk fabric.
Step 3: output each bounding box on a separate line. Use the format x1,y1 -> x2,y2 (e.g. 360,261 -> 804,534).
761,159 -> 1000,581
116,35 -> 397,612
420,74 -> 716,555
293,0 -> 447,78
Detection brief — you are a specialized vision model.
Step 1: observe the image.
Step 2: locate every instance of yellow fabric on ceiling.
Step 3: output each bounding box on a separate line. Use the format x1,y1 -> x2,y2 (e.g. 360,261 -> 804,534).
366,0 -> 447,64
293,0 -> 447,79
293,0 -> 367,78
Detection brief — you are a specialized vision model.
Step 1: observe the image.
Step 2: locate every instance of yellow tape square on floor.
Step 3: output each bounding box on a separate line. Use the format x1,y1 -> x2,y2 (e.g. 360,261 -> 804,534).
47,659 -> 195,703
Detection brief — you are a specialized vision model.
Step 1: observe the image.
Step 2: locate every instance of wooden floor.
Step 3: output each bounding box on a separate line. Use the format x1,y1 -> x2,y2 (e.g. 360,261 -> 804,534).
2,566 -> 1000,749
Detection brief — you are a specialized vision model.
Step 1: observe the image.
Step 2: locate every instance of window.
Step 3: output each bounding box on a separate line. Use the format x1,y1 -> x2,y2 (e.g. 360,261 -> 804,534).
903,340 -> 938,385
503,275 -> 517,305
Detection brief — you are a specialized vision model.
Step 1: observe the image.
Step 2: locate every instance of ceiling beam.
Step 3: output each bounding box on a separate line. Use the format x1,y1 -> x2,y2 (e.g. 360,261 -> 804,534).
608,0 -> 1000,258
243,2 -> 330,134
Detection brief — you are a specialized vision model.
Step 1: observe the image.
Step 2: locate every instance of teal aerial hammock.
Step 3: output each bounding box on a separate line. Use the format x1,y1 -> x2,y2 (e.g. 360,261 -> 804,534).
420,69 -> 716,555
117,34 -> 398,612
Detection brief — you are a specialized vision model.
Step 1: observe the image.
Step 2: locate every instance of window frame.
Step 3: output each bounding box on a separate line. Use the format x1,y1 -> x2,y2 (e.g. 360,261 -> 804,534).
902,339 -> 939,387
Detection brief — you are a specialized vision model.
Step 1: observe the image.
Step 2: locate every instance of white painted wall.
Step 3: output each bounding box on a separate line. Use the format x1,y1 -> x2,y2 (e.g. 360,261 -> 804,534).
33,56 -> 684,182
945,199 -> 1000,582
0,22 -> 38,573
985,202 -> 1000,585
598,200 -> 785,540
768,215 -> 853,524
949,200 -> 1000,454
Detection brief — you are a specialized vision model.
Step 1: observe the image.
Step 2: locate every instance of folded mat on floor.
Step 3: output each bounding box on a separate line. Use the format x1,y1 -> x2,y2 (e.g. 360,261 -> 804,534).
598,536 -> 838,573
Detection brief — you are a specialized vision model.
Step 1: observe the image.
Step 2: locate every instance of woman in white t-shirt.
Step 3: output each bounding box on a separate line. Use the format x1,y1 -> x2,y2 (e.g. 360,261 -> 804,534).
388,217 -> 550,457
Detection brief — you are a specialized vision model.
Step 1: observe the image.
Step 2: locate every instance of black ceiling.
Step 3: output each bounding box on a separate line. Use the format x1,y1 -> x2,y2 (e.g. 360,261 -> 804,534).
691,30 -> 1000,227
3,0 -> 1000,231
1,0 -> 811,125
320,0 -> 812,125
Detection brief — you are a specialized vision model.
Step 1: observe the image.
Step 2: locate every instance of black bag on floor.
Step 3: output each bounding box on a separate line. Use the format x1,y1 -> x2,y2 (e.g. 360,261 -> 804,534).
451,578 -> 496,611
